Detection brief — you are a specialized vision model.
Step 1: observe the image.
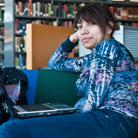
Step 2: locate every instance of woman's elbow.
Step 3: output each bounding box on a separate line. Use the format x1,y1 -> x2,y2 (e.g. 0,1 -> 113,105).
48,59 -> 54,69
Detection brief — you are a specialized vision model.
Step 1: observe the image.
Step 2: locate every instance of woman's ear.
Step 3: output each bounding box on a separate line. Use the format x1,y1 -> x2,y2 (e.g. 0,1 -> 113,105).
106,21 -> 114,35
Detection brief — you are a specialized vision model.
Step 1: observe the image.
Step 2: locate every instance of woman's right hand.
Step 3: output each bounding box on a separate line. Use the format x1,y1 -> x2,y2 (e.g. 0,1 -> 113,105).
69,31 -> 79,43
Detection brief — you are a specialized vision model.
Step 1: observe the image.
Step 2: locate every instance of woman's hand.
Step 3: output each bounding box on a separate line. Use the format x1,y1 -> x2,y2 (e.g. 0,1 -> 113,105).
69,31 -> 79,43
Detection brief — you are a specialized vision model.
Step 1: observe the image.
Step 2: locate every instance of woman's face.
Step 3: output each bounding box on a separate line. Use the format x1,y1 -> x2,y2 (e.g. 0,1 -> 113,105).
77,20 -> 111,50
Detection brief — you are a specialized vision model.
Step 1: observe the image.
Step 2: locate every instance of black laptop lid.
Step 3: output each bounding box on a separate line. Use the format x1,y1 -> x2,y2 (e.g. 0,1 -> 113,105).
0,75 -> 17,117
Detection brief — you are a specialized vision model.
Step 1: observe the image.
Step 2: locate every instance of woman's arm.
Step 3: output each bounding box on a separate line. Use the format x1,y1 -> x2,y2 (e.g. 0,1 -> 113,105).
48,34 -> 89,73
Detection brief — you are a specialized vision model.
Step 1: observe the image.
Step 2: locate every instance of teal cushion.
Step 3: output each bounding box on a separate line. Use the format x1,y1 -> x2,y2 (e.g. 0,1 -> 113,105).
35,70 -> 80,106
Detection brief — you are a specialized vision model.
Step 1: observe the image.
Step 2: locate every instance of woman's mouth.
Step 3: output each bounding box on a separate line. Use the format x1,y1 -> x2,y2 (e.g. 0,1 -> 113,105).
82,38 -> 91,43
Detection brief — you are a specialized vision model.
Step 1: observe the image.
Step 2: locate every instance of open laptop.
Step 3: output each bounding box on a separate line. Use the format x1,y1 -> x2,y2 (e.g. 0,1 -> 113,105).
0,76 -> 76,119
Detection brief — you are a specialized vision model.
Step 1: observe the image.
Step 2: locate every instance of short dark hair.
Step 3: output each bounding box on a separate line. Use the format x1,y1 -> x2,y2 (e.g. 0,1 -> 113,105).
74,3 -> 115,37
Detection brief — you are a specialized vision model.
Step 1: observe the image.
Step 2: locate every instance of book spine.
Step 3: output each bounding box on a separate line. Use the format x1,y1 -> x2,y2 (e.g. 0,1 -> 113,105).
32,3 -> 37,17
37,2 -> 41,16
0,8 -> 3,24
27,0 -> 32,16
23,3 -> 28,16
18,1 -> 23,16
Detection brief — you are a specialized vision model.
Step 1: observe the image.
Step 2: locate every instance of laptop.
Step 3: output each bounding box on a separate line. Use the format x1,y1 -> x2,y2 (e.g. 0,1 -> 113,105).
0,76 -> 76,119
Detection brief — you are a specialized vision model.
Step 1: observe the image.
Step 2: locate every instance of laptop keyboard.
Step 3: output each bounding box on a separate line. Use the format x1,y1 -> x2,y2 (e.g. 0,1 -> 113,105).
19,104 -> 52,111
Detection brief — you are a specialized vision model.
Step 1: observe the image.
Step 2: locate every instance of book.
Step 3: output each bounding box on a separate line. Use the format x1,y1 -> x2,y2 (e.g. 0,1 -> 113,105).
57,3 -> 62,17
18,1 -> 23,16
37,2 -> 41,16
0,8 -> 3,24
40,2 -> 45,17
32,3 -> 37,17
23,3 -> 28,16
27,0 -> 32,16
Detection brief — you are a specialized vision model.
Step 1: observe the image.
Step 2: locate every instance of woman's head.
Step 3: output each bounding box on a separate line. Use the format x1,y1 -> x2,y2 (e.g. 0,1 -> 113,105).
74,4 -> 115,37
74,4 -> 115,50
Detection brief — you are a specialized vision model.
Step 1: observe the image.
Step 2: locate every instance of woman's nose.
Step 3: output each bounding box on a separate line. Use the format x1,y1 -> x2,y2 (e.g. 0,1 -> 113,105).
80,26 -> 89,34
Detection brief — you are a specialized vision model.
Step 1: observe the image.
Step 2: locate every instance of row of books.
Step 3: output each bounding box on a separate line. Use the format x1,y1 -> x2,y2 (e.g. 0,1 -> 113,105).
15,55 -> 26,69
0,57 -> 4,68
0,55 -> 26,69
112,0 -> 138,1
0,20 -> 4,69
15,19 -> 27,35
109,6 -> 138,20
130,23 -> 138,27
15,19 -> 74,35
0,8 -> 4,24
0,26 -> 4,39
0,40 -> 4,52
15,36 -> 26,53
16,2 -> 138,21
0,6 -> 5,68
0,36 -> 26,69
15,1 -> 84,18
127,0 -> 138,1
15,36 -> 26,69
116,22 -> 138,30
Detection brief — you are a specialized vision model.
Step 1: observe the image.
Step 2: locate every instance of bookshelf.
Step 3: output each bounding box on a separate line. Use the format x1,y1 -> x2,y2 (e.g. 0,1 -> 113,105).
0,1 -> 4,68
3,0 -> 138,68
14,1 -> 138,27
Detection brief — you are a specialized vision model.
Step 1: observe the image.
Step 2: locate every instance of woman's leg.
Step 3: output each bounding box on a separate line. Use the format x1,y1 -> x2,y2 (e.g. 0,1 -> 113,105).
0,109 -> 137,138
0,118 -> 29,138
99,110 -> 138,138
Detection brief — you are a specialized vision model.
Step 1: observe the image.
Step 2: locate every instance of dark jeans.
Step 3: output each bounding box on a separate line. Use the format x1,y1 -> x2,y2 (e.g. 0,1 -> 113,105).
0,109 -> 137,138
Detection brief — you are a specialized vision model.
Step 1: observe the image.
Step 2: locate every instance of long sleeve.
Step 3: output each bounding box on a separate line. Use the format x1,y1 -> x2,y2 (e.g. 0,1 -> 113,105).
75,40 -> 118,112
48,37 -> 89,73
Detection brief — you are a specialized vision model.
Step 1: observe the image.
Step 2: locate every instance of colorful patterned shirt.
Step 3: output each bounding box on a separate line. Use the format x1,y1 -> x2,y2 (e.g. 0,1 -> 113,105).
48,37 -> 138,119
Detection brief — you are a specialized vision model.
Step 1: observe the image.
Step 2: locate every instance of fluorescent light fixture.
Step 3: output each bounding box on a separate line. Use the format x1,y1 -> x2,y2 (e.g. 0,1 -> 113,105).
0,3 -> 4,6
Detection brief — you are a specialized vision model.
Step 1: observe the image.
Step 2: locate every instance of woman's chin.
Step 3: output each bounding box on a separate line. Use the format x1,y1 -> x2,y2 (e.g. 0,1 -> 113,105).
83,45 -> 94,50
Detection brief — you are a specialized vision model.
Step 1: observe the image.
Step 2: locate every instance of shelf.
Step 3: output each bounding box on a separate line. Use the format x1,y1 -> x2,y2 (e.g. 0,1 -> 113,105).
58,17 -> 74,21
0,51 -> 4,56
15,51 -> 26,55
15,0 -> 101,3
16,15 -> 59,21
115,19 -> 138,23
15,33 -> 26,37
15,15 -> 74,21
0,23 -> 4,27
14,0 -> 138,7
104,1 -> 138,7
16,16 -> 138,23
0,37 -> 4,41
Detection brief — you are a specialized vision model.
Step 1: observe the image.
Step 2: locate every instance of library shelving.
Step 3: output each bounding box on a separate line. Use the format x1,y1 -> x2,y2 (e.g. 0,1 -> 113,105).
4,0 -> 138,69
0,1 -> 4,68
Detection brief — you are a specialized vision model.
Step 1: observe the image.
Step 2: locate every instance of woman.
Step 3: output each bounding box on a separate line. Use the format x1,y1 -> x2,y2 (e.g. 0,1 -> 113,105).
0,3 -> 138,138
48,3 -> 138,137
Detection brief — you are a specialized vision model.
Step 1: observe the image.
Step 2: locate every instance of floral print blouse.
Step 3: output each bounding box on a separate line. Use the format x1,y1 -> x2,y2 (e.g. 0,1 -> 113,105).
48,37 -> 138,120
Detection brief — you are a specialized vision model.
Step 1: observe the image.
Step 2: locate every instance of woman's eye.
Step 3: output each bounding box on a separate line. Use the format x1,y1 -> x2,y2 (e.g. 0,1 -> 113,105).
77,25 -> 82,29
88,22 -> 93,26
